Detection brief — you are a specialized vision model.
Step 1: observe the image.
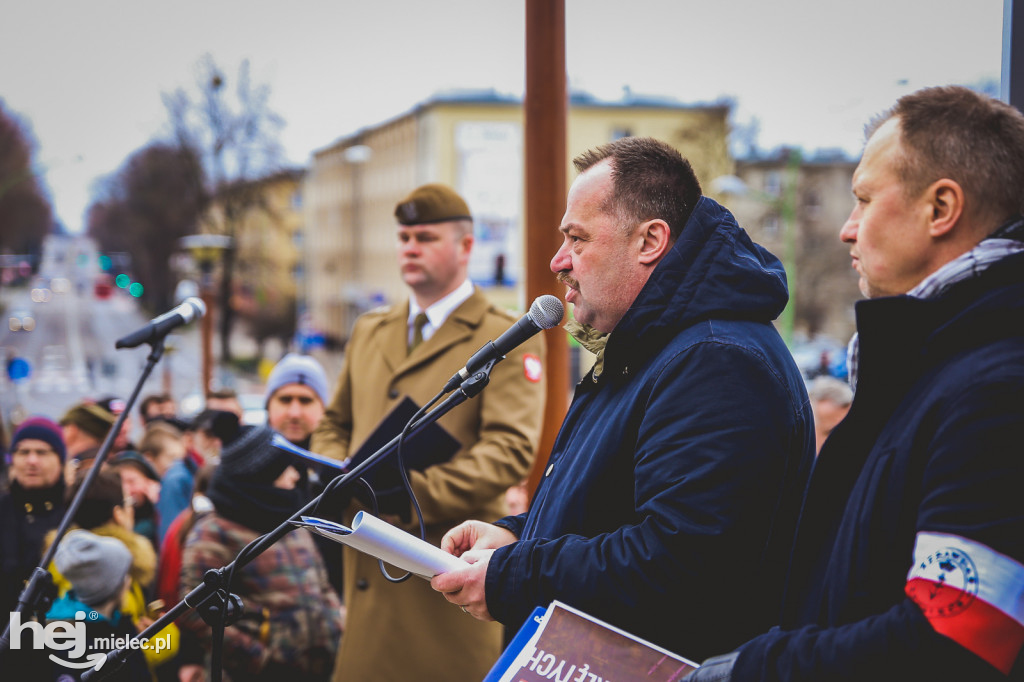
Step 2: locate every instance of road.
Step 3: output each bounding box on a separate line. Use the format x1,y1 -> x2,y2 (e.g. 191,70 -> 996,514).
0,235 -> 210,434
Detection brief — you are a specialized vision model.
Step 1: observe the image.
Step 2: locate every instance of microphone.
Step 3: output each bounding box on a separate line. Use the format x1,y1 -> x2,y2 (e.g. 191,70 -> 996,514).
442,295 -> 564,393
271,433 -> 347,472
115,297 -> 207,349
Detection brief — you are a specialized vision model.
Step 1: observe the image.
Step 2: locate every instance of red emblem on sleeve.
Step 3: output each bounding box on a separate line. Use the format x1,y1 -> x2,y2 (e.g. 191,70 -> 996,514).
523,353 -> 543,383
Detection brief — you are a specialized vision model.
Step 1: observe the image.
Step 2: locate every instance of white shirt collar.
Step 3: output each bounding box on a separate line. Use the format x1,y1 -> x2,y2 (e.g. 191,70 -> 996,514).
408,278 -> 474,344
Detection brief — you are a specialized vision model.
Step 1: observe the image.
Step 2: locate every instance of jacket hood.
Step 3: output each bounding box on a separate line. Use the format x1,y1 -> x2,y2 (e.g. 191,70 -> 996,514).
47,592 -> 120,624
605,196 -> 789,366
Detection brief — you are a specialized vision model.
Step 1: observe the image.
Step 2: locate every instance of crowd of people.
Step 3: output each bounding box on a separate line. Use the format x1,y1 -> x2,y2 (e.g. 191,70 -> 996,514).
0,361 -> 349,682
2,84 -> 1023,682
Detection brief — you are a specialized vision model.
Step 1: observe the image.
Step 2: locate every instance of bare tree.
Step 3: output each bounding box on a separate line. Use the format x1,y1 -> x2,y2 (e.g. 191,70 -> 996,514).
163,55 -> 285,362
0,100 -> 52,263
87,144 -> 205,312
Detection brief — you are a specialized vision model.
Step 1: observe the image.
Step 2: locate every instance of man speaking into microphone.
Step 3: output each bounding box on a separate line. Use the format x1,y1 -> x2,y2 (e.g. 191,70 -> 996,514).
311,183 -> 546,682
432,138 -> 816,664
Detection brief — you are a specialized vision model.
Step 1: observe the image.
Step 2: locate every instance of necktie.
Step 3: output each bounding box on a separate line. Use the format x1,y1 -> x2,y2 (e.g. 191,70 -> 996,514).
409,312 -> 429,352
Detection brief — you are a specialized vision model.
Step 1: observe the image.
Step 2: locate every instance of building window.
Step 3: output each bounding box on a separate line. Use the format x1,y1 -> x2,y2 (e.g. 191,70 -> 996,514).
762,213 -> 780,237
803,189 -> 822,220
611,127 -> 633,141
291,190 -> 303,209
764,171 -> 782,197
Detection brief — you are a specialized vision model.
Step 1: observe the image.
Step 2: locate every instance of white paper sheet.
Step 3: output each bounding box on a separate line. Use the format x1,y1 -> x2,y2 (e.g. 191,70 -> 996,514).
292,511 -> 469,579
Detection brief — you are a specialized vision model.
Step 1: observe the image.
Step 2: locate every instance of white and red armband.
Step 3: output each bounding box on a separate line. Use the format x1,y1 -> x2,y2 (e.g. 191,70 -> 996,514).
906,531 -> 1024,675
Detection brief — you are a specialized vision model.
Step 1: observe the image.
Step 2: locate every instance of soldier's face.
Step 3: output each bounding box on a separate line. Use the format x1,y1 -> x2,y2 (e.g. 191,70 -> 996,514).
397,221 -> 472,304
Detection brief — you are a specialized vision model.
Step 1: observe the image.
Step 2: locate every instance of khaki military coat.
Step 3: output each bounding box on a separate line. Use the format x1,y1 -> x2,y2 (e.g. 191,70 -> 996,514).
311,287 -> 546,682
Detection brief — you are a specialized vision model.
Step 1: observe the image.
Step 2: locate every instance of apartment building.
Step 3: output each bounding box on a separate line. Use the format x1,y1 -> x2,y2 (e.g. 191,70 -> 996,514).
302,89 -> 732,345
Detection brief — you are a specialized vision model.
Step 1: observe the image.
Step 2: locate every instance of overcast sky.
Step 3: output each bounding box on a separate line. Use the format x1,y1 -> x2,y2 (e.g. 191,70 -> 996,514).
0,0 -> 1005,232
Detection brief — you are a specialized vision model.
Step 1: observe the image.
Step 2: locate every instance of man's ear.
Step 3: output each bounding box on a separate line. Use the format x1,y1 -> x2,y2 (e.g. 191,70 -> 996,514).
459,232 -> 474,260
927,179 -> 964,238
637,219 -> 672,265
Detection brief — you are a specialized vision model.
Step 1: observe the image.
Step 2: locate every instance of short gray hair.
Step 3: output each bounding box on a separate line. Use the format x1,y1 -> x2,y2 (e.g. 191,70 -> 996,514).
808,376 -> 853,407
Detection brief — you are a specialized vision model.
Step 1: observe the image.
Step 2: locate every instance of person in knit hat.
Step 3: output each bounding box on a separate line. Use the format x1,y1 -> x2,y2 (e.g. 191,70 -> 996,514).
265,353 -> 329,449
178,426 -> 341,681
59,401 -> 116,486
263,353 -> 344,596
53,529 -> 133,610
44,529 -> 149,681
43,468 -> 181,676
0,416 -> 67,618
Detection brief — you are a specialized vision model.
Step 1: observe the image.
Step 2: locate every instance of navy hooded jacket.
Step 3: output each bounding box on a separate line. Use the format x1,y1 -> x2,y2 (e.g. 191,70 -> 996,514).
729,249 -> 1024,681
485,196 -> 816,660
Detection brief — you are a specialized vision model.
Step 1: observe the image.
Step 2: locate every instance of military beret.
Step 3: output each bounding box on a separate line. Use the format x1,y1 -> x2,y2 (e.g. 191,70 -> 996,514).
394,183 -> 472,226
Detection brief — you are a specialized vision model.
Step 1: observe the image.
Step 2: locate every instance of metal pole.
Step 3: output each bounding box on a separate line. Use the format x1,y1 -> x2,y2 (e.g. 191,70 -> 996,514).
1003,0 -> 1024,110
524,0 -> 569,497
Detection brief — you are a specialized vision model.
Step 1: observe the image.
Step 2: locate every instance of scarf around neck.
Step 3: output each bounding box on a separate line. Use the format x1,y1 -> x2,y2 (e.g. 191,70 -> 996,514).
846,216 -> 1024,390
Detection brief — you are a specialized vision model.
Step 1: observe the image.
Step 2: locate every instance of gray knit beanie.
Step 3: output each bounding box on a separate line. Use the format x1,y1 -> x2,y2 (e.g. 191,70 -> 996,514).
264,354 -> 329,406
54,530 -> 133,606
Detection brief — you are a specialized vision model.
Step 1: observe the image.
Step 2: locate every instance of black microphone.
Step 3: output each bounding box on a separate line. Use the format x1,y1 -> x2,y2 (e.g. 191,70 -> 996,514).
442,295 -> 564,393
115,297 -> 207,349
271,433 -> 347,472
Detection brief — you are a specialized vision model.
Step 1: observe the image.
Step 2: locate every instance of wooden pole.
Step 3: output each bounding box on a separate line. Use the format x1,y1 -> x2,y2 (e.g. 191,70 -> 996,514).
201,288 -> 215,396
524,0 -> 570,498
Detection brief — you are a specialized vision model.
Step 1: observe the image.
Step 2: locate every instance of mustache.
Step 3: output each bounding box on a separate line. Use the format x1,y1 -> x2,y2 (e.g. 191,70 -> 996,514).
556,272 -> 579,290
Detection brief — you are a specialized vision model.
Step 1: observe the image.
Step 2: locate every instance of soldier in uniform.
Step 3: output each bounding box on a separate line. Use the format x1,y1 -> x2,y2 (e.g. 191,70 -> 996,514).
312,183 -> 547,681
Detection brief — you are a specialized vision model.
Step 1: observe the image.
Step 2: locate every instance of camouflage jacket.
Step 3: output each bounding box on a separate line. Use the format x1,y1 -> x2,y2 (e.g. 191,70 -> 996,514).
179,513 -> 341,679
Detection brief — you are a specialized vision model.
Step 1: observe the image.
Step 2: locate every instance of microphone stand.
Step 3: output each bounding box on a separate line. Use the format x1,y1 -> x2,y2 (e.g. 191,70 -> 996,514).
81,360 -> 497,682
0,338 -> 168,654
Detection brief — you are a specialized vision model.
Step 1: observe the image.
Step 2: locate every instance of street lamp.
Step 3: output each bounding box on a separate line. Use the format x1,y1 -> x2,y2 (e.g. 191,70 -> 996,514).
342,143 -> 372,335
179,234 -> 232,395
712,148 -> 801,346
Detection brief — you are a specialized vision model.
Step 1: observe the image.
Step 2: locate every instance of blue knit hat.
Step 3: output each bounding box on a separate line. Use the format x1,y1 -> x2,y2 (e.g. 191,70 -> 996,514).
265,354 -> 329,406
8,416 -> 67,463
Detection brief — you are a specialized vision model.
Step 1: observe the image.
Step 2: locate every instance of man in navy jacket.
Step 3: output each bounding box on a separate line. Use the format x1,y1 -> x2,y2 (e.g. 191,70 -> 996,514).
432,137 -> 815,661
685,86 -> 1024,682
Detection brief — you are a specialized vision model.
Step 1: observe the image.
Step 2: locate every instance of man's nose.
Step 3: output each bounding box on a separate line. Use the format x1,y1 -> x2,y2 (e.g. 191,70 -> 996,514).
840,213 -> 858,243
550,242 -> 570,273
